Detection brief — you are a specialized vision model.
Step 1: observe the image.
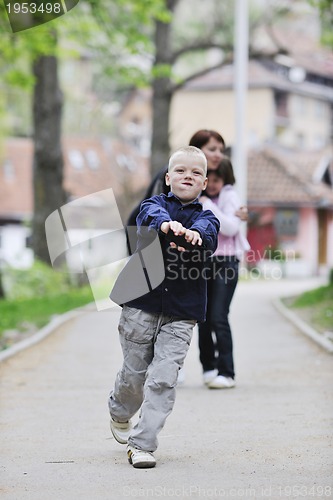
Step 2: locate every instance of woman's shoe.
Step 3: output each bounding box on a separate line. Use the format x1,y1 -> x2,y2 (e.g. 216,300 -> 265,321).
203,369 -> 218,385
208,375 -> 235,389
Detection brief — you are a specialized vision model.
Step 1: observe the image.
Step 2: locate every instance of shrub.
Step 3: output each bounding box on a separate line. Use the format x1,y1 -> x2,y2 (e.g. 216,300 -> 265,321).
2,260 -> 73,300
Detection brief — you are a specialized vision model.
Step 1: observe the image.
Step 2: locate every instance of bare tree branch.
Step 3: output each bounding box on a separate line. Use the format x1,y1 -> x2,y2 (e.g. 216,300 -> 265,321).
171,59 -> 230,92
171,46 -> 284,92
170,42 -> 233,64
265,23 -> 289,55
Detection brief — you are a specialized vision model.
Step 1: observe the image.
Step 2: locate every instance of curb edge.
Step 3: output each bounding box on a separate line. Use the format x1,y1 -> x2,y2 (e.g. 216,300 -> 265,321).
272,298 -> 333,354
0,306 -> 88,364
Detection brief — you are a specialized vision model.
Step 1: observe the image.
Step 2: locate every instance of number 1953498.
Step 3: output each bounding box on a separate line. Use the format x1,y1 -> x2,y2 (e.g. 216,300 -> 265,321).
6,3 -> 62,14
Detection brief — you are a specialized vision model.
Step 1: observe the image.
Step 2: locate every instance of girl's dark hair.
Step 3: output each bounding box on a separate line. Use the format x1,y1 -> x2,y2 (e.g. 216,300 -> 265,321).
210,157 -> 236,185
189,129 -> 225,150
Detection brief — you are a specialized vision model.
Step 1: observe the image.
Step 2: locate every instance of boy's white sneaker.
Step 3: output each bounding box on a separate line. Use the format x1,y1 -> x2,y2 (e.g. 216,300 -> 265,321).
127,445 -> 156,468
202,369 -> 218,385
208,375 -> 235,389
110,417 -> 132,444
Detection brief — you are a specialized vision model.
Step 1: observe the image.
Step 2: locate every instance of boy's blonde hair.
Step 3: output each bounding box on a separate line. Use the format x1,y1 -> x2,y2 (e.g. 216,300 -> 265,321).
168,146 -> 207,174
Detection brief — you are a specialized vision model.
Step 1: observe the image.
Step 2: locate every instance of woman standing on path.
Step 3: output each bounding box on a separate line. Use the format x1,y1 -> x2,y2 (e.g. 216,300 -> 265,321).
126,129 -> 248,386
127,130 -> 227,234
197,157 -> 250,389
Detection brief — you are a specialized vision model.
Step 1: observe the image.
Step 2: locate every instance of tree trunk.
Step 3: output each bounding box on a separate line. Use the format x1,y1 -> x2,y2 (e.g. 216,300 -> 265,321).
150,0 -> 178,176
151,76 -> 172,177
32,55 -> 66,264
0,268 -> 5,299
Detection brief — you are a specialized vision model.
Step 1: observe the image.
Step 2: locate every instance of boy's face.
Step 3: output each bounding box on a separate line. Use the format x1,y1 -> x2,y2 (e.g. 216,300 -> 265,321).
165,154 -> 208,203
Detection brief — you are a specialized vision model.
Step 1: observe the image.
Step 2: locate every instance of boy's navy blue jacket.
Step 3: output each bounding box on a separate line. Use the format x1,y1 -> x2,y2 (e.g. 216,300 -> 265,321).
125,192 -> 220,322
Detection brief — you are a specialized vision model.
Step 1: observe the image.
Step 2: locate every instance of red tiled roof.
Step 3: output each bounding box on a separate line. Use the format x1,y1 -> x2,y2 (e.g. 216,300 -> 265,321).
247,146 -> 333,208
183,60 -> 333,102
268,27 -> 333,79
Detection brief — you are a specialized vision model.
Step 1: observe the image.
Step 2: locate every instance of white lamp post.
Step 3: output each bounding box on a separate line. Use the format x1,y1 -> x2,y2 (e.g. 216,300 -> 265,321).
233,0 -> 249,215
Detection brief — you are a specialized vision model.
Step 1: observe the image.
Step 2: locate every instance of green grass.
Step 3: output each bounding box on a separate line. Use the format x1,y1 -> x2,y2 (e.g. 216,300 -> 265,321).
286,282 -> 333,333
292,283 -> 333,307
0,286 -> 94,341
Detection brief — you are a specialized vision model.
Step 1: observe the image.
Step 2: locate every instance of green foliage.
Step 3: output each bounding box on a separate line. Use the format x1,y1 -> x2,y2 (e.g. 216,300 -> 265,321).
0,260 -> 94,346
289,281 -> 333,333
0,286 -> 93,339
67,0 -> 170,87
4,68 -> 35,88
0,0 -> 170,137
0,0 -> 170,100
2,260 -> 73,300
309,0 -> 333,48
0,10 -> 58,87
292,282 -> 333,308
152,63 -> 173,79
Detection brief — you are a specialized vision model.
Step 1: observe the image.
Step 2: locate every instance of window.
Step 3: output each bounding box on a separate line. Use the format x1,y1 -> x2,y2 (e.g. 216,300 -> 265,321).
295,95 -> 306,116
3,159 -> 15,181
323,167 -> 332,187
68,150 -> 84,170
274,209 -> 299,236
85,149 -> 100,170
314,100 -> 325,119
116,154 -> 136,172
274,91 -> 288,118
25,234 -> 32,248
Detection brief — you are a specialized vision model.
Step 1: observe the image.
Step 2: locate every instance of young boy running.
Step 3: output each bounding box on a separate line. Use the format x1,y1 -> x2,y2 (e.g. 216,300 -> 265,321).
108,146 -> 219,468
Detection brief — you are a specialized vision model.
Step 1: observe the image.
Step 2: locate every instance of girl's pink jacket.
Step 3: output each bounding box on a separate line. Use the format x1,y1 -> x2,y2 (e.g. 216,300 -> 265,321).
202,185 -> 250,259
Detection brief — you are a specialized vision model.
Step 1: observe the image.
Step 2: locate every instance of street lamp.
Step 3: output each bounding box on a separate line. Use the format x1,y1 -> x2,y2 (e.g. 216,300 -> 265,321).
233,0 -> 249,217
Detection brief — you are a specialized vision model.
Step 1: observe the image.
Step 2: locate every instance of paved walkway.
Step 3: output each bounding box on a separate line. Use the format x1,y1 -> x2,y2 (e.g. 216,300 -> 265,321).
1,278 -> 332,499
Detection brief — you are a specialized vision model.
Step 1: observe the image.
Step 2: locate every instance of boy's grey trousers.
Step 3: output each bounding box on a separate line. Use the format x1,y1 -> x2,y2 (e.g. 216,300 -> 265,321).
108,305 -> 196,452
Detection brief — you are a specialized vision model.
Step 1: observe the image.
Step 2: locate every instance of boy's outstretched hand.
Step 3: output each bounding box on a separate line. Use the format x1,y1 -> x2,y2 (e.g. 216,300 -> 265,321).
160,221 -> 202,252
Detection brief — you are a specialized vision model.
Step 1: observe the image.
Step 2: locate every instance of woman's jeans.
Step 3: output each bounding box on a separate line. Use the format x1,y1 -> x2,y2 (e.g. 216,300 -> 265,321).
198,256 -> 239,379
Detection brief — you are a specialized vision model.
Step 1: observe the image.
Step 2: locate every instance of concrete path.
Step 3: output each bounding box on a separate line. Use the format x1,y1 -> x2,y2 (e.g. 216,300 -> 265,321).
1,278 -> 332,499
